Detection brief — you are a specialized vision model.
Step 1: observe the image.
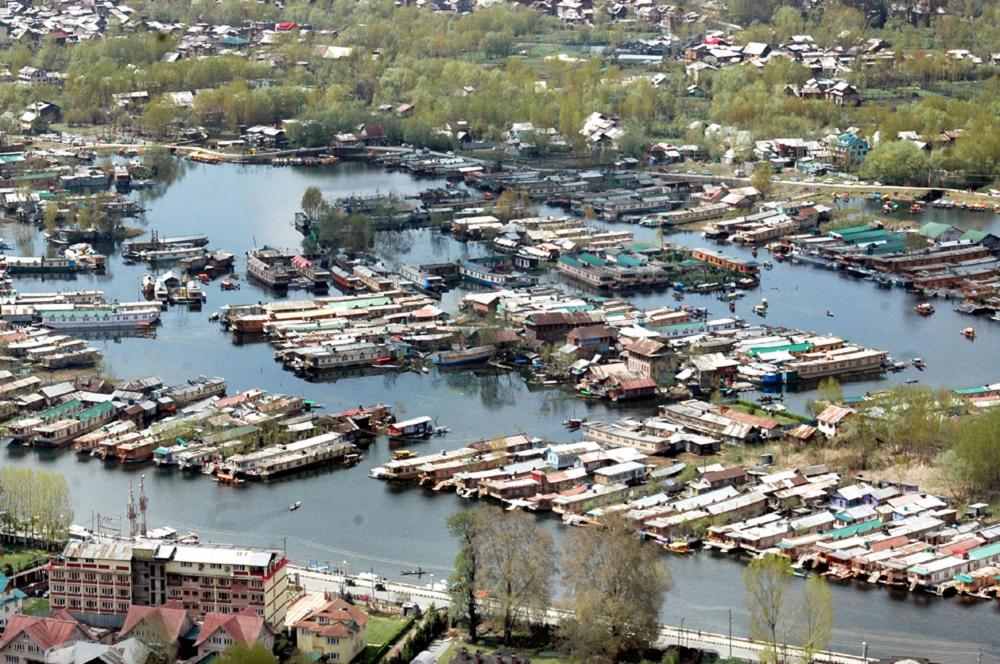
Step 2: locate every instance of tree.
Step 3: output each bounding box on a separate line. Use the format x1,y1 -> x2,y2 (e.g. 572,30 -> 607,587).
807,377 -> 843,416
492,189 -> 534,223
301,186 -> 325,221
476,506 -> 556,644
743,553 -> 794,663
0,468 -> 73,544
751,161 -> 774,198
447,509 -> 482,641
949,407 -> 1000,497
562,515 -> 671,662
216,643 -> 277,664
798,575 -> 833,659
859,141 -> 931,186
143,98 -> 180,137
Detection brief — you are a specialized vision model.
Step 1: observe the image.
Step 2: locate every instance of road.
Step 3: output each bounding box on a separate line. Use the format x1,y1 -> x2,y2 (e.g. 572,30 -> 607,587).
290,566 -> 868,663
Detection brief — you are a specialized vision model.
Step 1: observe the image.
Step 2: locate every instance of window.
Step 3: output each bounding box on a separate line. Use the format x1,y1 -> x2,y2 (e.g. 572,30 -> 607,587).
326,637 -> 339,645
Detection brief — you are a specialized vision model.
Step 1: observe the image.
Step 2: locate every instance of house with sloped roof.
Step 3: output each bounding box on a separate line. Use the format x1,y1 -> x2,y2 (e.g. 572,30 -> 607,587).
817,404 -> 853,437
0,611 -> 96,663
118,601 -> 195,655
47,638 -> 151,664
293,596 -> 368,663
194,607 -> 274,659
0,574 -> 26,629
918,222 -> 962,244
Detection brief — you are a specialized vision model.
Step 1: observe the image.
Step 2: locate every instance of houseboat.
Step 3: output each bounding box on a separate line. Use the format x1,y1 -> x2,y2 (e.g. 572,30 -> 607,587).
434,345 -> 495,367
388,416 -> 435,440
140,246 -> 205,264
39,305 -> 161,331
247,248 -> 295,288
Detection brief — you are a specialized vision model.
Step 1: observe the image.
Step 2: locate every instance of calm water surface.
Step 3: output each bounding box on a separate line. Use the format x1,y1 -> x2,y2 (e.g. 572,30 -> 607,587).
3,162 -> 999,661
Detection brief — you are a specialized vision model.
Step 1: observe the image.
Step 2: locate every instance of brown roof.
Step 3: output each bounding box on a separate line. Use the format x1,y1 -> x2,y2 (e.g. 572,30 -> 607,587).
626,338 -> 668,357
817,404 -> 853,425
786,424 -> 817,440
293,598 -> 368,639
701,466 -> 746,483
719,406 -> 780,430
195,608 -> 269,648
615,377 -> 657,390
527,311 -> 604,326
119,601 -> 192,642
567,325 -> 616,341
0,611 -> 93,652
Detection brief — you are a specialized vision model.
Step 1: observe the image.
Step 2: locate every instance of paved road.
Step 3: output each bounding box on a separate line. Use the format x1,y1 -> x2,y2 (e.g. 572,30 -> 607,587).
291,566 -> 868,663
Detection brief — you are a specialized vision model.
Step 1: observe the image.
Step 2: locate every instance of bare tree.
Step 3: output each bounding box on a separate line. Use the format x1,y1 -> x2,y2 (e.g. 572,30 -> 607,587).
476,506 -> 556,644
562,515 -> 672,662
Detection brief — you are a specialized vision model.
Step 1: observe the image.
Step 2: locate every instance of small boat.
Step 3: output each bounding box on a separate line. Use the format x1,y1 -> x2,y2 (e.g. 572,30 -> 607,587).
220,279 -> 240,291
393,449 -> 417,461
434,426 -> 450,436
289,501 -> 301,511
962,327 -> 976,340
826,310 -> 834,317
914,303 -> 935,316
912,358 -> 925,369
563,418 -> 585,430
214,471 -> 244,485
664,540 -> 693,555
991,314 -> 1000,322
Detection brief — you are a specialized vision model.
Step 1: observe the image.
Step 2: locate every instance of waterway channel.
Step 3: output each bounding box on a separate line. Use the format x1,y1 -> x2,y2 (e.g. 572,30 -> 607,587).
3,161 -> 999,662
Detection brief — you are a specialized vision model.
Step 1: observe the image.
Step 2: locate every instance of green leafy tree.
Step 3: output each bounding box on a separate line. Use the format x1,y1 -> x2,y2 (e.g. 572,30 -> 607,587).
301,186 -> 325,221
447,509 -> 482,641
744,553 -> 794,663
859,141 -> 931,185
751,161 -> 775,198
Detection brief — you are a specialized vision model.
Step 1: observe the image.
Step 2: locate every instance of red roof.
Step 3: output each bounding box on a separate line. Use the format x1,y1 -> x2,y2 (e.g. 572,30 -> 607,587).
119,601 -> 192,642
275,22 -> 297,30
0,611 -> 93,652
616,377 -> 657,391
195,608 -> 269,648
293,598 -> 368,639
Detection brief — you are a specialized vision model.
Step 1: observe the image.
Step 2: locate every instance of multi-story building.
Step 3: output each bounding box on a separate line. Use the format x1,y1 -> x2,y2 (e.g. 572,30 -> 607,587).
49,540 -> 291,628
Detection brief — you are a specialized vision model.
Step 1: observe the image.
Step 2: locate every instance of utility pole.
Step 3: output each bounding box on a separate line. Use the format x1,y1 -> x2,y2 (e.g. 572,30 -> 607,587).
862,640 -> 868,664
728,608 -> 732,658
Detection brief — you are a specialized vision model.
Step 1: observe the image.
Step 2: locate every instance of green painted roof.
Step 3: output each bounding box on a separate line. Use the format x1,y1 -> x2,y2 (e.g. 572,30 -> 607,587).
827,518 -> 881,540
616,254 -> 644,268
39,399 -> 83,421
746,342 -> 811,357
829,225 -> 874,238
968,541 -> 1000,561
919,222 -> 956,239
323,297 -> 391,311
559,255 -> 582,268
954,386 -> 988,395
961,229 -> 989,243
577,253 -> 608,267
76,401 -> 115,421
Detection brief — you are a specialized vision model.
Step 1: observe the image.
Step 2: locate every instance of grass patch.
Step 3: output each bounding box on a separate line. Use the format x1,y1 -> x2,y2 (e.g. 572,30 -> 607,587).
22,598 -> 49,616
358,615 -> 416,664
440,640 -> 573,664
366,616 -> 411,647
728,401 -> 810,426
0,548 -> 48,574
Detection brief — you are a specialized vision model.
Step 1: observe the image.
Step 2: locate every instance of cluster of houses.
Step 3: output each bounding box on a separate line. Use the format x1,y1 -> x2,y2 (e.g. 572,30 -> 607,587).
461,283 -> 888,403
369,418 -> 999,597
0,536 -> 377,664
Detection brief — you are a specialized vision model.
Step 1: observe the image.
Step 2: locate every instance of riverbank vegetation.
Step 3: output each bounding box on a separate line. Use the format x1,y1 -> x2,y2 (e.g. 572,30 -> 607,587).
0,467 -> 73,547
7,0 -> 1000,190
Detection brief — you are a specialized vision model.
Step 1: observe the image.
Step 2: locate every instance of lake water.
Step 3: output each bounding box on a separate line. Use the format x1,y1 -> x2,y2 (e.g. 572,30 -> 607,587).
3,161 -> 999,661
